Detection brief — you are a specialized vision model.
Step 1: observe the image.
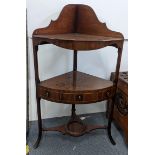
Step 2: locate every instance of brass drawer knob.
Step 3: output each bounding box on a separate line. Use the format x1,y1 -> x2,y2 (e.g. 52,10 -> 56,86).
44,91 -> 50,98
106,91 -> 111,97
76,95 -> 83,101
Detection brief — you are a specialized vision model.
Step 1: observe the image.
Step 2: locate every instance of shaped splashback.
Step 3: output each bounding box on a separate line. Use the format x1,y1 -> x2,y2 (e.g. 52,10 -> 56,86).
33,4 -> 123,38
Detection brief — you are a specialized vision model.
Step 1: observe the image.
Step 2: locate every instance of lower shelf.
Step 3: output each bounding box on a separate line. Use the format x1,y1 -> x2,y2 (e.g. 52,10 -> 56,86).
37,71 -> 115,104
42,112 -> 107,137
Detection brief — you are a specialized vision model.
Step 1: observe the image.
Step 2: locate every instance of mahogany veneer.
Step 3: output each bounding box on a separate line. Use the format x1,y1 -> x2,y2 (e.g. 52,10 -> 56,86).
32,4 -> 124,148
33,33 -> 123,50
37,71 -> 114,104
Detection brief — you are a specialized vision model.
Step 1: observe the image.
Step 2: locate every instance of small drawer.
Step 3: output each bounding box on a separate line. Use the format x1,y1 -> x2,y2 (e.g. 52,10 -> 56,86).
60,92 -> 98,103
37,87 -> 60,102
98,88 -> 114,100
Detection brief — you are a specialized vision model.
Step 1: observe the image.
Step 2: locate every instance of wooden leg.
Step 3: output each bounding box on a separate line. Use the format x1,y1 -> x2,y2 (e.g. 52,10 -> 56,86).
33,98 -> 42,149
107,97 -> 116,145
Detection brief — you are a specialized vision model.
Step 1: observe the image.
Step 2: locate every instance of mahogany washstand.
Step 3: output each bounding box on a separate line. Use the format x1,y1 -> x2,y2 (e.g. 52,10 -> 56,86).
32,4 -> 124,148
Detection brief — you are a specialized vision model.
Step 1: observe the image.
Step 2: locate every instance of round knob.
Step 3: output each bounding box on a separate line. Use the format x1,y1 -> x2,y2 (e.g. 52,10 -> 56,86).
45,91 -> 50,97
106,91 -> 111,97
76,95 -> 83,101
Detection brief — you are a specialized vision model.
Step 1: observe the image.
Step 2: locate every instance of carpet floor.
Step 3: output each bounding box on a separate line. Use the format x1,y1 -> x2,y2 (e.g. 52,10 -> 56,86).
28,112 -> 128,155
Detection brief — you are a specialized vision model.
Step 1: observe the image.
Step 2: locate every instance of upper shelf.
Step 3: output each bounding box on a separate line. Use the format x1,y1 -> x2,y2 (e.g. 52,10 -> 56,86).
33,4 -> 124,50
33,33 -> 123,42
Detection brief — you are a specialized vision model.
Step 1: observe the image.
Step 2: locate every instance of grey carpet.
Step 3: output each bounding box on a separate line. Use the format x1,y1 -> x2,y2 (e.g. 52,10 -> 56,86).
28,112 -> 128,155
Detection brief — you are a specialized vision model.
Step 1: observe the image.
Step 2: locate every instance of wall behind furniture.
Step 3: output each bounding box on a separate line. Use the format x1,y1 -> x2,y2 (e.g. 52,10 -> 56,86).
27,0 -> 128,121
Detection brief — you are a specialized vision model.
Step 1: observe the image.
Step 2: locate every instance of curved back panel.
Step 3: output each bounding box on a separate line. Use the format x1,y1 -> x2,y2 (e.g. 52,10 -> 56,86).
33,5 -> 76,35
33,4 -> 123,38
76,5 -> 122,38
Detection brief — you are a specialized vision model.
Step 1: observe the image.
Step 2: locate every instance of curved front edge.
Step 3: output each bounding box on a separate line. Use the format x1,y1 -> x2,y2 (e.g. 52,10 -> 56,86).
32,37 -> 124,51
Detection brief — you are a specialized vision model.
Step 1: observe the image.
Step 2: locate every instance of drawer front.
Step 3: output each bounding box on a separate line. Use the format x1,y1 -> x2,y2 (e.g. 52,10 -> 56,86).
60,93 -> 98,103
98,88 -> 114,101
37,87 -> 60,102
38,86 -> 114,104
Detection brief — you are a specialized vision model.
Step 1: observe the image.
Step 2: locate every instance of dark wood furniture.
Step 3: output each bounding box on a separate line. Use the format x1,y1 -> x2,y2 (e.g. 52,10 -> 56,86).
32,4 -> 124,148
107,72 -> 128,144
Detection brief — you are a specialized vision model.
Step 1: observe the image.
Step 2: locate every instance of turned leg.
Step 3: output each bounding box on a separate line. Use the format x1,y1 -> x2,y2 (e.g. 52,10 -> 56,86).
33,97 -> 42,149
107,97 -> 116,145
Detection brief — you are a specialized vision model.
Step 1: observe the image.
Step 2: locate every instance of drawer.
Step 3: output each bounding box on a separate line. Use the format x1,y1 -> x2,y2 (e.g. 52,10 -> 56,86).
37,87 -> 60,102
98,88 -> 114,101
37,86 -> 114,104
60,92 -> 98,103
